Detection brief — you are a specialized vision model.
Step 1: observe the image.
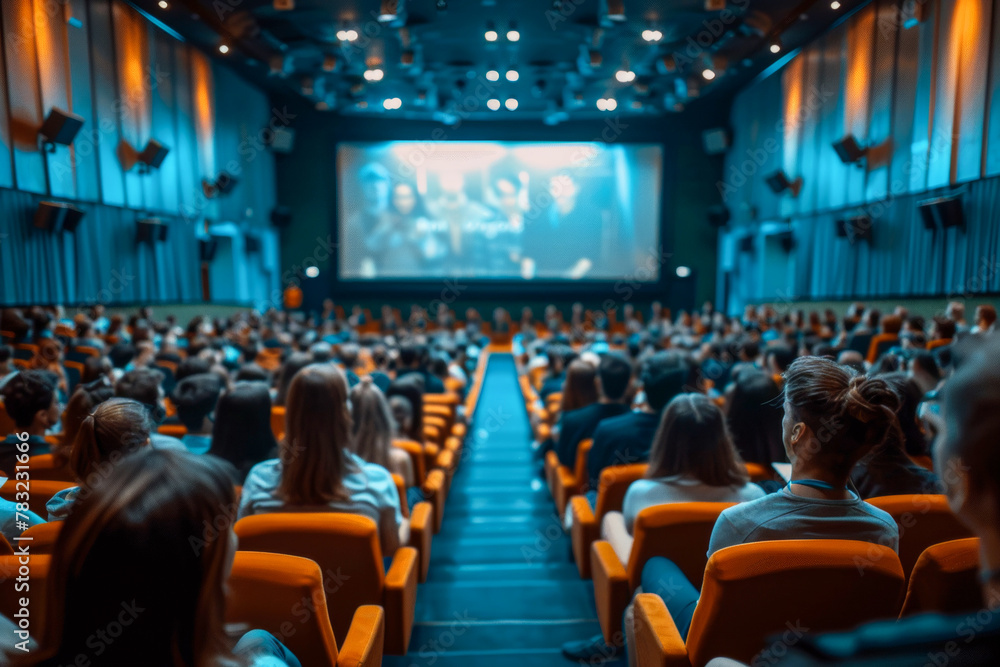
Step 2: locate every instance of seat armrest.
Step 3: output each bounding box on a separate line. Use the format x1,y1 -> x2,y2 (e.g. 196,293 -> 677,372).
409,501 -> 434,582
633,593 -> 691,667
422,469 -> 446,533
383,546 -> 419,655
337,605 -> 385,667
570,495 -> 599,579
544,450 -> 560,498
554,465 -> 579,516
591,540 -> 630,646
423,443 -> 440,475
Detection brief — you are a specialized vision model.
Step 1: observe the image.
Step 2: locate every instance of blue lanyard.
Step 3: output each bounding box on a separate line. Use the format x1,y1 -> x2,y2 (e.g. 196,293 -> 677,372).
787,479 -> 843,491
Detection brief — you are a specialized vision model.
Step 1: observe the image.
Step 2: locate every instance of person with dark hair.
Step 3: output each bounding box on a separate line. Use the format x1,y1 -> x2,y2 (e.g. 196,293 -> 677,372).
726,369 -> 785,465
539,344 -> 572,399
238,364 -> 407,556
0,370 -> 58,474
80,354 -> 114,385
387,375 -> 424,442
586,352 -> 691,487
397,342 -> 445,394
114,368 -> 186,452
234,363 -> 270,384
175,356 -> 212,383
208,382 -> 278,485
559,359 -> 599,414
46,397 -> 154,521
106,342 -> 137,370
727,335 -> 1000,666
909,350 -> 942,395
930,316 -> 956,343
850,373 -> 940,498
389,394 -> 415,441
274,352 -> 312,407
764,345 -> 796,381
172,373 -> 223,454
60,378 -> 115,459
564,393 -> 763,660
974,303 -> 997,333
16,448 -> 300,666
555,353 -> 633,468
624,357 -> 901,652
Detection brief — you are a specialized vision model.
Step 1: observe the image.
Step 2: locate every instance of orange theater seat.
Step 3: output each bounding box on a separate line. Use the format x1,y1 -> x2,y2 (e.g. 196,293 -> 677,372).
591,502 -> 735,645
0,479 -> 75,518
900,537 -> 982,617
392,439 -> 427,487
633,540 -> 905,667
390,475 -> 434,582
421,469 -> 447,534
235,512 -> 418,655
228,551 -> 383,667
867,494 -> 974,580
158,423 -> 187,438
866,333 -> 899,363
0,554 -> 52,638
271,405 -> 287,441
20,521 -> 63,554
569,463 -> 647,578
27,454 -> 74,483
0,535 -> 11,556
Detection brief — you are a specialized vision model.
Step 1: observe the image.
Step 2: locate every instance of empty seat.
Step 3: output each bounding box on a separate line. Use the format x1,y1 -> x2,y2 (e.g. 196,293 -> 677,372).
591,502 -> 735,645
632,540 -> 906,667
234,512 -> 419,655
867,494 -> 974,579
569,463 -> 647,578
900,537 -> 982,617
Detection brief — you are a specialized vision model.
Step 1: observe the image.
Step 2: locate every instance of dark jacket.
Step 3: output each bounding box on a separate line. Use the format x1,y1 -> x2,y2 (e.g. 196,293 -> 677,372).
586,410 -> 661,488
555,402 -> 630,468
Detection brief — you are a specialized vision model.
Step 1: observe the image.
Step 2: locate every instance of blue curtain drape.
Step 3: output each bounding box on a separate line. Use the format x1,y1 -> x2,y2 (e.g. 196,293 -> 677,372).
0,187 -> 200,305
784,176 -> 1000,300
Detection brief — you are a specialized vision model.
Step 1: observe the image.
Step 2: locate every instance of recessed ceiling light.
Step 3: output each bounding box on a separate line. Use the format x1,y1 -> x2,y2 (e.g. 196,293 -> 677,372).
615,69 -> 635,83
487,98 -> 501,110
158,0 -> 168,8
769,41 -> 781,53
485,29 -> 498,41
702,68 -> 716,80
486,69 -> 499,81
831,1 -> 841,8
505,98 -> 518,110
507,30 -> 520,42
605,98 -> 617,111
506,69 -> 519,81
641,29 -> 661,42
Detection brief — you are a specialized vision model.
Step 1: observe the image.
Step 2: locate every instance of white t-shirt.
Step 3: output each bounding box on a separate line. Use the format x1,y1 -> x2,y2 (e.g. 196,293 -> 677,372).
237,452 -> 403,533
623,474 -> 766,533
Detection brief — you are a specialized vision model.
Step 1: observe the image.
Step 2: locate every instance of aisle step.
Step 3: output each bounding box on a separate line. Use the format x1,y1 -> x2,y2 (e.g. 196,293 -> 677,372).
428,561 -> 581,583
415,580 -> 595,621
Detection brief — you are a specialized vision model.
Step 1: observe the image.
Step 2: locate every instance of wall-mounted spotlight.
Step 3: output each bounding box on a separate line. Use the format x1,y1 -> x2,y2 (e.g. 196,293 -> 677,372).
765,170 -> 803,197
34,201 -> 85,233
615,69 -> 635,83
769,39 -> 782,53
364,68 -> 384,81
377,0 -> 404,24
642,29 -> 662,42
218,43 -> 230,54
38,107 -> 84,153
832,134 -> 867,165
136,139 -> 169,173
596,98 -> 618,111
202,172 -> 238,199
136,217 -> 169,243
336,28 -> 358,41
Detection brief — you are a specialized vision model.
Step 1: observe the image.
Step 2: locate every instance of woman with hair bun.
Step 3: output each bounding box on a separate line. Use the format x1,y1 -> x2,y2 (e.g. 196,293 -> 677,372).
610,358 -> 903,658
350,376 -> 414,487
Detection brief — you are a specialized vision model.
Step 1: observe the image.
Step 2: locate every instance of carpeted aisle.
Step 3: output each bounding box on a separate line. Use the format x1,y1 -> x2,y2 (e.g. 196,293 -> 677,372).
385,353 -> 622,666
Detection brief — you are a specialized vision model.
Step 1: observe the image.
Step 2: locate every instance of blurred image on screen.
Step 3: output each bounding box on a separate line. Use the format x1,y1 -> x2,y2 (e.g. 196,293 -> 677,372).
337,141 -> 663,281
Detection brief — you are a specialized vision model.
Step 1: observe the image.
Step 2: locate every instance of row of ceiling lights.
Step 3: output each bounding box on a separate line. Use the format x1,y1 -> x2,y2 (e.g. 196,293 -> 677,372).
152,0 -> 848,111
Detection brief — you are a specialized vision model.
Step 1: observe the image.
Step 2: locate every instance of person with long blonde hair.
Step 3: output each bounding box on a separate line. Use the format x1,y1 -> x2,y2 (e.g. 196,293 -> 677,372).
350,377 -> 414,486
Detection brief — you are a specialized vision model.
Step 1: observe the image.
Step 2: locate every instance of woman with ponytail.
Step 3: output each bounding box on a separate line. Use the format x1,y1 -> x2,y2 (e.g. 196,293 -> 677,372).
46,397 -> 154,521
612,357 -> 903,657
350,376 -> 414,487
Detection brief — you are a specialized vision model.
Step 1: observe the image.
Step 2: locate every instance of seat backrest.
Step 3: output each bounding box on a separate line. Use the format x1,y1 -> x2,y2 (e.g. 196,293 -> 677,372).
742,462 -> 775,483
900,537 -> 982,617
392,474 -> 410,519
572,439 -> 593,485
271,406 -> 287,441
28,454 -> 75,482
594,464 -> 647,519
234,512 -> 385,644
158,424 -> 187,438
392,439 -> 427,487
686,540 -> 905,667
626,502 -> 735,591
0,480 -> 76,518
21,521 -> 64,555
227,551 -> 341,665
0,554 -> 51,638
867,494 -> 974,578
423,392 -> 459,407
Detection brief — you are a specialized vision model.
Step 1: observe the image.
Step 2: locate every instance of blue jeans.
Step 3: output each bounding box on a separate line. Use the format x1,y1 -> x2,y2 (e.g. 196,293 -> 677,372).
641,557 -> 700,640
234,629 -> 303,667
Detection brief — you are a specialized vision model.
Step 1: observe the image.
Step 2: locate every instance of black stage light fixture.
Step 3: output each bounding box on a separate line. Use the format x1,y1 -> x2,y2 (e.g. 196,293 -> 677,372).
39,107 -> 84,152
34,201 -> 85,233
136,217 -> 169,243
832,134 -> 867,164
917,194 -> 965,232
738,235 -> 755,253
202,172 -> 238,198
270,206 -> 293,228
835,215 -> 873,243
137,139 -> 170,171
765,170 -> 803,197
776,230 -> 795,253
